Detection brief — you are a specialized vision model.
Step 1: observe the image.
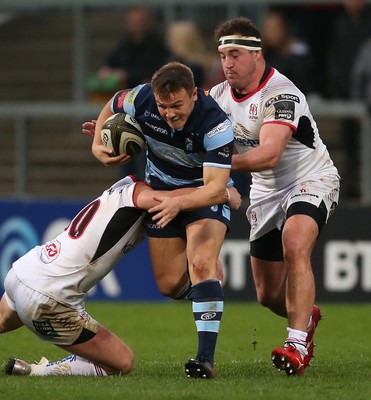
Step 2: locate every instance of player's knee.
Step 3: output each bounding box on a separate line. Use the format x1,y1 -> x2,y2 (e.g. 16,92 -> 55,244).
256,287 -> 278,309
117,348 -> 134,375
156,274 -> 189,299
190,256 -> 215,281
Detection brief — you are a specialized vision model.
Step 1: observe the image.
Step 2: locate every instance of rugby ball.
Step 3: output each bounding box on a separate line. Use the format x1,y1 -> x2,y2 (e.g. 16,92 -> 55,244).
101,113 -> 145,157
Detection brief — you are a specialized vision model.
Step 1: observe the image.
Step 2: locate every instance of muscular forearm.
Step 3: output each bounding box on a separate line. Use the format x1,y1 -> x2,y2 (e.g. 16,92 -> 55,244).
173,184 -> 227,211
135,183 -> 230,211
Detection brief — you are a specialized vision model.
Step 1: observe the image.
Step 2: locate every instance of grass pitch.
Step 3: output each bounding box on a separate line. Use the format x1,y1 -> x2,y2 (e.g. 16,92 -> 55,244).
1,302 -> 370,400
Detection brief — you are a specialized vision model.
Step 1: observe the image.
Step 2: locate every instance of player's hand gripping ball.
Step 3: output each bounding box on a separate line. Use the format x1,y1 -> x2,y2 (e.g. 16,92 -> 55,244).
101,113 -> 145,157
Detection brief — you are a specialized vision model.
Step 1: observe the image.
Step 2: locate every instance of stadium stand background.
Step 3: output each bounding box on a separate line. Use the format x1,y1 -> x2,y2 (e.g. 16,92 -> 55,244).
0,0 -> 370,205
1,1 -> 371,302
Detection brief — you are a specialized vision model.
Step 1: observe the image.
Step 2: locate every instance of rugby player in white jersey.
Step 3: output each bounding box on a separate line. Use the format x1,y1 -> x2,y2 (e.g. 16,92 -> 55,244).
0,176 -> 237,377
210,17 -> 340,375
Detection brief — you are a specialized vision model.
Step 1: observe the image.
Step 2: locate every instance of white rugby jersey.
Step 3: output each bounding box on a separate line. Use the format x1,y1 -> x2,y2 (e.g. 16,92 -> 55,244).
12,177 -> 146,309
209,67 -> 339,193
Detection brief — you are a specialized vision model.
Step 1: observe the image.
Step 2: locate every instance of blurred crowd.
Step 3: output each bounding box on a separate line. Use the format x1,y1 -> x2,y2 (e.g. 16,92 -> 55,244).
88,1 -> 371,199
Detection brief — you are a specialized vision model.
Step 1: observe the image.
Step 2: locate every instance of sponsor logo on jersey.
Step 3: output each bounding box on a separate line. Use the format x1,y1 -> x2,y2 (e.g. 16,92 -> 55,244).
207,120 -> 230,138
201,312 -> 217,320
144,121 -> 168,135
126,87 -> 139,106
273,101 -> 295,121
217,146 -> 231,158
116,90 -> 130,109
40,239 -> 61,263
290,192 -> 319,200
33,320 -> 60,337
210,205 -> 218,212
265,94 -> 300,107
233,123 -> 259,147
144,110 -> 162,120
146,223 -> 163,230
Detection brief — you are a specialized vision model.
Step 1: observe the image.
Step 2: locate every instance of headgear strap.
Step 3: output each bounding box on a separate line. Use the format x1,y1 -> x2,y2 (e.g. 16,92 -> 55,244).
218,35 -> 262,51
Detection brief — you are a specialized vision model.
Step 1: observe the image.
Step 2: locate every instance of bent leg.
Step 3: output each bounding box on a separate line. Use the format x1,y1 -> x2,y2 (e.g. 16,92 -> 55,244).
56,325 -> 134,376
11,325 -> 134,377
0,294 -> 24,333
148,237 -> 190,298
250,257 -> 287,317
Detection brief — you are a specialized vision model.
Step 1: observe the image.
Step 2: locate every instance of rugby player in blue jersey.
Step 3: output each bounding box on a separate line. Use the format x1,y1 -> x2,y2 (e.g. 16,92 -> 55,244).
91,62 -> 237,379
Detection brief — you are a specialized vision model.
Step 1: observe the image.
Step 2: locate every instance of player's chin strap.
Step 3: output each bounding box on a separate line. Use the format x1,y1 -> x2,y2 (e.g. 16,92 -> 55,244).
218,35 -> 262,51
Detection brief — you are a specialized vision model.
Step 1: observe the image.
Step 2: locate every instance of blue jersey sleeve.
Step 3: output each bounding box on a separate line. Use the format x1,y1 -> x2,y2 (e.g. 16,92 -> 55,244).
111,84 -> 147,117
203,117 -> 234,170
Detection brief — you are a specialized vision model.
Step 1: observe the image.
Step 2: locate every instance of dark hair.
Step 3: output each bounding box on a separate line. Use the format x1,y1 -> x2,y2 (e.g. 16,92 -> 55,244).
213,16 -> 261,43
151,61 -> 195,99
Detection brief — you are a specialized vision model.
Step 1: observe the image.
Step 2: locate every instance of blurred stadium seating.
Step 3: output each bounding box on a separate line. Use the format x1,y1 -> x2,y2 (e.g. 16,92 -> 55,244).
0,1 -> 370,204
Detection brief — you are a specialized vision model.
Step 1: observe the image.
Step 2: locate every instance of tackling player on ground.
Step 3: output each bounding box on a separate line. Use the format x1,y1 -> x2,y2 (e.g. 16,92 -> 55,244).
210,17 -> 340,375
0,176 -> 238,376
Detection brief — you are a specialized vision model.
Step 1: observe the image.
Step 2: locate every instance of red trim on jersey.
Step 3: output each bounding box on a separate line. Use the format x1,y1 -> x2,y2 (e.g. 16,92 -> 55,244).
262,120 -> 297,133
128,174 -> 138,182
230,67 -> 275,102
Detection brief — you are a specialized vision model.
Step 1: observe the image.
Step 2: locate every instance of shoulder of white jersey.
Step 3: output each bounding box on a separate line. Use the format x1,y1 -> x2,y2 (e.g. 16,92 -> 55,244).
109,175 -> 138,191
269,68 -> 304,97
209,80 -> 229,99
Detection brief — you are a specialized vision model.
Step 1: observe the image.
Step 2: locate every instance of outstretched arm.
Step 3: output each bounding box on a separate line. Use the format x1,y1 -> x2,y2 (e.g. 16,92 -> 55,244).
146,166 -> 235,228
134,180 -> 241,228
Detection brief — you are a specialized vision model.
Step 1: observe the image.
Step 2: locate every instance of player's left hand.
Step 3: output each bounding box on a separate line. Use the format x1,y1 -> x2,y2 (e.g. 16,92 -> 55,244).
82,120 -> 97,137
148,197 -> 182,228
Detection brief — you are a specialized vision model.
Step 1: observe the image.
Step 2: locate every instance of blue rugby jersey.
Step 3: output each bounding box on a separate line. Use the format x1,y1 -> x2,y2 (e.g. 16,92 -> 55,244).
111,84 -> 234,189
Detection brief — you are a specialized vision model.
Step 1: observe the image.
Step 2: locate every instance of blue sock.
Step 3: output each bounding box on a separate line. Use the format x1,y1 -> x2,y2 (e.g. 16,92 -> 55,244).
191,279 -> 223,366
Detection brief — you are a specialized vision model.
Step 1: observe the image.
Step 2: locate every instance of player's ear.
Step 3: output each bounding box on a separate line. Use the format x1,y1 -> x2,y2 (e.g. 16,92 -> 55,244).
254,50 -> 263,61
192,88 -> 198,101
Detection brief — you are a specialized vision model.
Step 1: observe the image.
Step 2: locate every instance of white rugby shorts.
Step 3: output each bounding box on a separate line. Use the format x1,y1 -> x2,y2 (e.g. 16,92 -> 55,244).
4,268 -> 99,345
247,175 -> 340,242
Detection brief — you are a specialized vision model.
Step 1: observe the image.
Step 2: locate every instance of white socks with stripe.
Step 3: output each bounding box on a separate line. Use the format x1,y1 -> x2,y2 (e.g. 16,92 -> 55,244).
31,355 -> 107,376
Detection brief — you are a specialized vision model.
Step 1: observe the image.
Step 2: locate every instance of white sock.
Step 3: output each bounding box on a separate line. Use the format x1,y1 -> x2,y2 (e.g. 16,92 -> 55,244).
285,328 -> 308,357
29,357 -> 49,375
38,355 -> 107,376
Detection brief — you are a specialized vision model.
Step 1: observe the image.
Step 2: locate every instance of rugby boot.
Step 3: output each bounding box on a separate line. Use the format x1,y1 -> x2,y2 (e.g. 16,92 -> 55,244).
271,345 -> 305,376
185,356 -> 215,379
304,305 -> 322,368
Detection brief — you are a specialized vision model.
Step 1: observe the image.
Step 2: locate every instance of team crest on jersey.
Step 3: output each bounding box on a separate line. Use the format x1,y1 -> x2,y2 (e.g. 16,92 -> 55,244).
249,210 -> 258,229
185,138 -> 193,153
40,240 -> 61,263
248,103 -> 259,120
233,123 -> 259,147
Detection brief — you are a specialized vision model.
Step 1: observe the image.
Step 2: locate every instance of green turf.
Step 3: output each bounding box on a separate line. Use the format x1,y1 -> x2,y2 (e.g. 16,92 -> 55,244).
1,302 -> 370,400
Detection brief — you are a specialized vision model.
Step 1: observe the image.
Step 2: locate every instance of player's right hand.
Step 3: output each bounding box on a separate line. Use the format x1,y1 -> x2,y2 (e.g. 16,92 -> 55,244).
92,143 -> 133,166
227,186 -> 242,210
